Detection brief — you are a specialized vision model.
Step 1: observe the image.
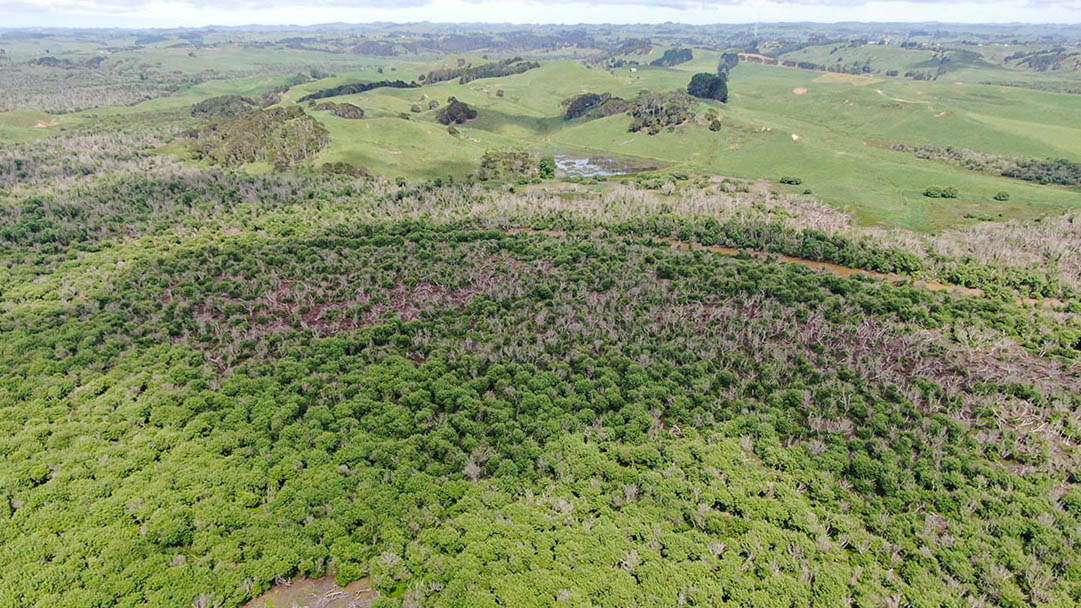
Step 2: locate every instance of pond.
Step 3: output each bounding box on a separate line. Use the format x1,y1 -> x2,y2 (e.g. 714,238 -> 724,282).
554,154 -> 649,177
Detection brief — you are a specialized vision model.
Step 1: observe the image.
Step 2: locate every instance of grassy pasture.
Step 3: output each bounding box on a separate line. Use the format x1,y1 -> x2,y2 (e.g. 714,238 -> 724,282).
0,109 -> 70,143
779,43 -> 938,74
300,59 -> 1080,230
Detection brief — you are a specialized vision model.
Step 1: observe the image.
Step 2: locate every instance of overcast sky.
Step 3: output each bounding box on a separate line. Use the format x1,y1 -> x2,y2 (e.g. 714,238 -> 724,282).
3,0 -> 1081,29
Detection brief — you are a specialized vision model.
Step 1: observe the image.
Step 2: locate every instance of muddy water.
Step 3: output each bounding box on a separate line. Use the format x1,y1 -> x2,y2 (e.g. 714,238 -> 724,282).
242,576 -> 375,608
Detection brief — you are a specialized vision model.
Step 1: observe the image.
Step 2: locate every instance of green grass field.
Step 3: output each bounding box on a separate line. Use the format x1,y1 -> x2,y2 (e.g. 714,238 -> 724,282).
0,109 -> 70,143
289,58 -> 1081,230
779,42 -> 939,74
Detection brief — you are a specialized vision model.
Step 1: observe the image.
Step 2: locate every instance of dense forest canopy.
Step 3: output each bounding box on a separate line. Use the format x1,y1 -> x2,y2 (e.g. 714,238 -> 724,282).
2,130 -> 1080,608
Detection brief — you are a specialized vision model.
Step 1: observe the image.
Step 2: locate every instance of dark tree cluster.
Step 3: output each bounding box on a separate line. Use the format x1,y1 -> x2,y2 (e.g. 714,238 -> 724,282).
297,80 -> 418,103
1003,157 -> 1081,186
718,51 -> 740,74
560,92 -> 623,120
649,48 -> 694,67
312,101 -> 365,119
435,97 -> 477,125
423,57 -> 540,85
612,38 -> 652,55
893,143 -> 1081,187
190,94 -> 258,119
626,90 -> 695,134
687,72 -> 728,103
1006,47 -> 1081,72
30,55 -> 104,69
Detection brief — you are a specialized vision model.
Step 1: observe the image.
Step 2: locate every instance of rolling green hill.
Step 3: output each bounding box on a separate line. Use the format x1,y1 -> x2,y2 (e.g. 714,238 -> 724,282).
284,59 -> 1081,230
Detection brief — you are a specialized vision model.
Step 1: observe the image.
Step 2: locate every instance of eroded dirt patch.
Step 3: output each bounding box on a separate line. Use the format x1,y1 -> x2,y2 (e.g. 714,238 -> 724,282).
243,576 -> 375,608
792,87 -> 808,95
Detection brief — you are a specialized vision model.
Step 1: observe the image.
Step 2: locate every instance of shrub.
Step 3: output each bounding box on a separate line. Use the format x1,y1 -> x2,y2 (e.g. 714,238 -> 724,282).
321,162 -> 369,177
478,148 -> 539,181
993,191 -> 1010,201
539,155 -> 556,179
779,176 -> 803,185
924,185 -> 959,198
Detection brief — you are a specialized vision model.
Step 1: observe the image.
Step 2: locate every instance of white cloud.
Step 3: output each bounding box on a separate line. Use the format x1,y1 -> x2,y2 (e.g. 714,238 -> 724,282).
2,0 -> 1081,28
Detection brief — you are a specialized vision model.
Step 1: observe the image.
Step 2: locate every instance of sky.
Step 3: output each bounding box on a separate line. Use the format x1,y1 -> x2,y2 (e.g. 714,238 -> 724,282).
2,0 -> 1081,29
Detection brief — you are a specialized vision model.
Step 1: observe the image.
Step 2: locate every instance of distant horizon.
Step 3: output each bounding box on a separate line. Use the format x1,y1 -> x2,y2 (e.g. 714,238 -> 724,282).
5,20 -> 1081,31
3,0 -> 1081,31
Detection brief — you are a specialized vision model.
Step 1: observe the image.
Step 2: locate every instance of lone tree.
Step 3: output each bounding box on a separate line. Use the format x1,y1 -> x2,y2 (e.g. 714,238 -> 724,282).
687,73 -> 728,103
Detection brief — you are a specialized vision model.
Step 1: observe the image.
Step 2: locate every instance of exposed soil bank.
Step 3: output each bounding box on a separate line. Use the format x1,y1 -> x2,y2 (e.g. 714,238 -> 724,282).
511,228 -> 1003,299
663,238 -> 982,294
242,576 -> 376,608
